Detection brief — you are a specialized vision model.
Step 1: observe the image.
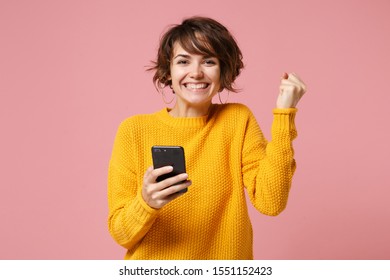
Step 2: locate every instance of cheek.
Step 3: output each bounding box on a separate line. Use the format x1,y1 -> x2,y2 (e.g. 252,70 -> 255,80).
209,67 -> 221,82
211,71 -> 221,85
170,69 -> 185,84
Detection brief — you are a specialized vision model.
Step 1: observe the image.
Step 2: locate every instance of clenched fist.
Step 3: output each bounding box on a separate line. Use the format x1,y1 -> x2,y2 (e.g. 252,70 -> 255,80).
277,72 -> 307,109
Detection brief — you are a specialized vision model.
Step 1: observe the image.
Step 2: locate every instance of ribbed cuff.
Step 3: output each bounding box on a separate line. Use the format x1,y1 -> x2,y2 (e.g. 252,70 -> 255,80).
127,191 -> 159,225
272,108 -> 298,135
273,108 -> 298,115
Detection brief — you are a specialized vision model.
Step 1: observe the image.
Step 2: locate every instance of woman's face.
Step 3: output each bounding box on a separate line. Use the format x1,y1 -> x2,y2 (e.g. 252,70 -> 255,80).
169,42 -> 221,109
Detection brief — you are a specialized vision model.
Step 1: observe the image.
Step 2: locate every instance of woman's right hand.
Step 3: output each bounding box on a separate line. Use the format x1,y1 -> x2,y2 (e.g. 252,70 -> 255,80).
141,166 -> 191,209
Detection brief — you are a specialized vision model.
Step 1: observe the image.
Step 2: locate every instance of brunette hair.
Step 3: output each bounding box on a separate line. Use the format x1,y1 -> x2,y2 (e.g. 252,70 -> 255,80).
148,16 -> 244,92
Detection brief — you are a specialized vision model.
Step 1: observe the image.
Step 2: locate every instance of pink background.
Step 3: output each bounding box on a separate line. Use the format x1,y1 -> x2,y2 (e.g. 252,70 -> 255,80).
1,0 -> 389,259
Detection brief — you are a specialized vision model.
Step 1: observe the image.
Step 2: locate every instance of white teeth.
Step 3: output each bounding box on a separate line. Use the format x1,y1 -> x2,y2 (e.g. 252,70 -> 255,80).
185,83 -> 208,89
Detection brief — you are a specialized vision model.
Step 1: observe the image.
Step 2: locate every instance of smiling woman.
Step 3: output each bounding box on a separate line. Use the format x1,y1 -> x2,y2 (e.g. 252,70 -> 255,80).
150,17 -> 243,94
107,16 -> 306,260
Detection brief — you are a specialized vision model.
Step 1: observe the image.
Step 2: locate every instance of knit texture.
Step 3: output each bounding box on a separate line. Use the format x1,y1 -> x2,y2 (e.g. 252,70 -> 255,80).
107,103 -> 297,259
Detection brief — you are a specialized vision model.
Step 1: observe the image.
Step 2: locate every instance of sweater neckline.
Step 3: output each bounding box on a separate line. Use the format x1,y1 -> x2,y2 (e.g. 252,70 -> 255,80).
156,105 -> 217,128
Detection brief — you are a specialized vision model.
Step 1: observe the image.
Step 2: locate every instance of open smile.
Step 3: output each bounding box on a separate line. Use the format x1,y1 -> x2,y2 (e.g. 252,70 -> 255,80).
183,83 -> 210,90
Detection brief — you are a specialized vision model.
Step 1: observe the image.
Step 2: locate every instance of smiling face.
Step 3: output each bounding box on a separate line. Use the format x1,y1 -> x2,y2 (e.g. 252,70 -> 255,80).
168,42 -> 221,115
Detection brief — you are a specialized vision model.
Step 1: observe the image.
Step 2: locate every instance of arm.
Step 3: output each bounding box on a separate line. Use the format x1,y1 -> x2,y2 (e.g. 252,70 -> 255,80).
107,121 -> 191,250
243,72 -> 306,216
242,108 -> 297,216
107,121 -> 158,250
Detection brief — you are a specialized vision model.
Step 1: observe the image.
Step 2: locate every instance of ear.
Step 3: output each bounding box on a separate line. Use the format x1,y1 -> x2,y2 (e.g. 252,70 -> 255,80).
161,75 -> 171,86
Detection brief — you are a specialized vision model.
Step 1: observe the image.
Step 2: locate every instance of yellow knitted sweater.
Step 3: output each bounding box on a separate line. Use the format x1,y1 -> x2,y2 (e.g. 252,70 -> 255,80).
108,103 -> 297,259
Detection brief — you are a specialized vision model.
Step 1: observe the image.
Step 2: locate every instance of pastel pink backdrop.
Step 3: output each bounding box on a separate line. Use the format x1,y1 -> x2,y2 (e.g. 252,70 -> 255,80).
1,0 -> 389,259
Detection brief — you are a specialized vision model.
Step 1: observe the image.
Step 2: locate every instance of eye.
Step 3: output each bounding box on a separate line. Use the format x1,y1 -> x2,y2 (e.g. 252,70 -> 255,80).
204,59 -> 217,65
177,60 -> 189,65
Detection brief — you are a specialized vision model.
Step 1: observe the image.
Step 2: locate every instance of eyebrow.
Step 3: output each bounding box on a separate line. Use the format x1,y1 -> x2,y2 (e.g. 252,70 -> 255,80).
173,54 -> 215,60
173,54 -> 191,60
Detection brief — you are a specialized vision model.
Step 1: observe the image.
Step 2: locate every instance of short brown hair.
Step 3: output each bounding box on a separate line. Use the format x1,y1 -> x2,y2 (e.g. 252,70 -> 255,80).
149,16 -> 244,92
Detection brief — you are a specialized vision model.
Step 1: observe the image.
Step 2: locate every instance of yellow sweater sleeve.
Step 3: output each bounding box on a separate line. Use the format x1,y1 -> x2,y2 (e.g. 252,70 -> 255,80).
107,120 -> 159,250
242,108 -> 297,216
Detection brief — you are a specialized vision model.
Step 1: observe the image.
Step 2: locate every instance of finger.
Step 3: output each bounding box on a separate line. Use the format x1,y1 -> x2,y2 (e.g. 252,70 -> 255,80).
147,180 -> 191,209
280,79 -> 299,87
159,180 -> 192,197
279,84 -> 296,91
156,173 -> 189,190
280,79 -> 305,94
288,72 -> 303,81
147,166 -> 174,183
143,166 -> 154,179
287,73 -> 307,92
279,85 -> 295,96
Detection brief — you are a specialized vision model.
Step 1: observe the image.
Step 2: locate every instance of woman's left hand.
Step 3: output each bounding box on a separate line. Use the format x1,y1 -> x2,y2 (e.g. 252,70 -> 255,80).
277,72 -> 307,109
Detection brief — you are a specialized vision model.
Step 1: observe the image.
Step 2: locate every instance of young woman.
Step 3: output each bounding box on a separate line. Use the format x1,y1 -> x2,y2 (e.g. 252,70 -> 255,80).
108,16 -> 306,259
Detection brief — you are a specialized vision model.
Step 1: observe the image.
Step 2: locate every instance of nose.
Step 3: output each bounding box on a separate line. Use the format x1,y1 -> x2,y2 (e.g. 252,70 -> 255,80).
189,63 -> 204,79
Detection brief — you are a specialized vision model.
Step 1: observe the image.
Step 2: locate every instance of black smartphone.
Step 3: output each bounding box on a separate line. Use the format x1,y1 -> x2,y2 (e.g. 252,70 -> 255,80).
151,145 -> 187,194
